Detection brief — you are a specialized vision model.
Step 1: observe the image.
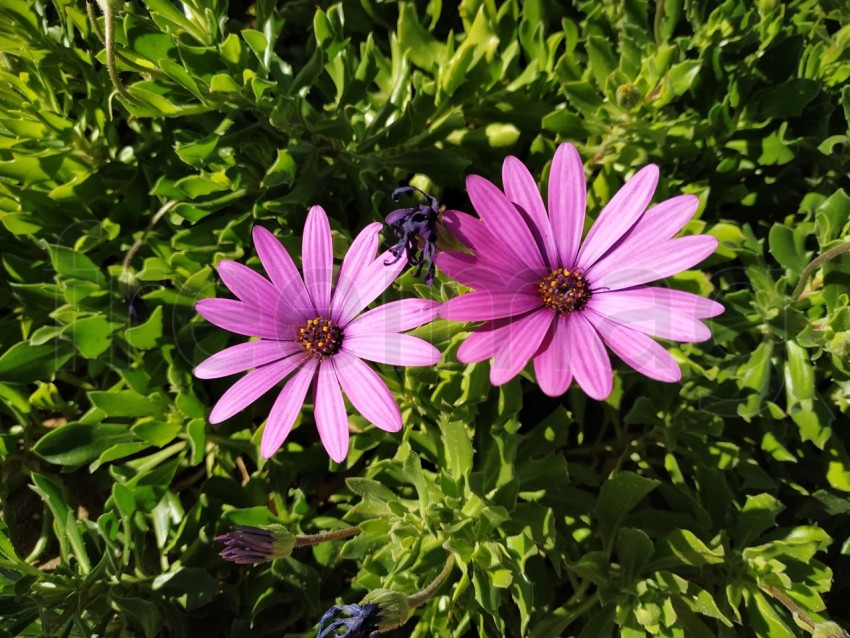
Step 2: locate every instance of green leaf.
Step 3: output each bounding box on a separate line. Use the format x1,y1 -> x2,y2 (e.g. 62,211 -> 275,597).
597,471 -> 660,548
45,244 -> 105,284
33,422 -> 135,466
64,316 -> 119,358
0,340 -> 74,384
125,305 -> 163,349
88,389 -> 168,417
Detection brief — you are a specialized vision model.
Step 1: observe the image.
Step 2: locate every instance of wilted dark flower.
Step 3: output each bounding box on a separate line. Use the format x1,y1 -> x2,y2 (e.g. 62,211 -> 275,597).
384,186 -> 441,285
317,602 -> 380,638
215,524 -> 295,564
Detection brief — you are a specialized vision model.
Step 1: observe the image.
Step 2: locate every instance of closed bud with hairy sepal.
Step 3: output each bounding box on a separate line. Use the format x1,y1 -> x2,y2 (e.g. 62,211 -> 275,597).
360,588 -> 412,632
813,622 -> 850,638
216,524 -> 295,564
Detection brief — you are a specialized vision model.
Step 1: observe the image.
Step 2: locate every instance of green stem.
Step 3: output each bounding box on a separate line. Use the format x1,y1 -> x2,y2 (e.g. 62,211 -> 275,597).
406,555 -> 454,609
122,200 -> 177,274
92,0 -> 139,105
760,583 -> 815,630
293,526 -> 361,547
791,241 -> 850,300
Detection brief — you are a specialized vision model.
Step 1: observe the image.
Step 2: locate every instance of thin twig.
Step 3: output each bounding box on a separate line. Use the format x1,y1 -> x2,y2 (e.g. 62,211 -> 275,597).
792,241 -> 850,301
407,555 -> 454,609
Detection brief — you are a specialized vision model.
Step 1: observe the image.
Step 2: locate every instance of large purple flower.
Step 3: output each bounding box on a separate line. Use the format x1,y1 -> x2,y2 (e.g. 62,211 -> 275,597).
437,143 -> 722,399
194,206 -> 441,462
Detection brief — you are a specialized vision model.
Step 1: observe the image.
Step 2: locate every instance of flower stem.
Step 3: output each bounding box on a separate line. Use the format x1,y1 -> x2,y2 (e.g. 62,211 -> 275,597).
791,241 -> 850,301
93,0 -> 140,106
406,555 -> 454,609
293,526 -> 361,547
760,583 -> 815,630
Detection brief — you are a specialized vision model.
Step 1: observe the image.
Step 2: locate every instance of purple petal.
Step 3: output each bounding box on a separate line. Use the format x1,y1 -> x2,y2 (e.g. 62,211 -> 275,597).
592,286 -> 723,319
195,340 -> 300,379
441,211 -> 527,269
314,361 -> 349,463
345,299 -> 440,336
302,205 -> 334,313
196,298 -> 289,340
440,289 -> 541,322
260,359 -> 317,458
548,143 -> 587,269
252,226 -> 315,316
209,355 -> 303,423
566,313 -> 613,400
333,350 -> 402,432
586,290 -> 713,342
576,164 -> 659,269
334,250 -> 407,326
436,252 -> 537,291
533,314 -> 573,397
467,175 -> 547,273
329,223 -> 382,323
490,308 -> 554,385
503,156 -> 557,267
590,235 -> 719,291
456,318 -> 515,364
217,260 -> 305,325
586,313 -> 681,382
586,195 -> 699,275
342,333 -> 441,366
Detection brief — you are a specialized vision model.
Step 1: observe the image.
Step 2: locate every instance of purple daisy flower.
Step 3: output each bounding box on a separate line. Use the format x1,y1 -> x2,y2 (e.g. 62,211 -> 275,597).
194,206 -> 441,462
437,143 -> 723,399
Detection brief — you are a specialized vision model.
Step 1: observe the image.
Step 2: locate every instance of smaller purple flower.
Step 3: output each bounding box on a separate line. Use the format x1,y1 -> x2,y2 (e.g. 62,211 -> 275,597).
317,603 -> 380,638
384,186 -> 441,285
215,524 -> 295,564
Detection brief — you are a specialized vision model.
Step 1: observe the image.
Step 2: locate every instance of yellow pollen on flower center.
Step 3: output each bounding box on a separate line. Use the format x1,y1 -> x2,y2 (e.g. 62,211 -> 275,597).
538,268 -> 592,314
296,317 -> 343,359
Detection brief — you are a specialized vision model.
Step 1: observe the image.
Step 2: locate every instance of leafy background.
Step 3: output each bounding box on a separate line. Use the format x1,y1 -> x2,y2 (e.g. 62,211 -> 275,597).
1,0 -> 850,636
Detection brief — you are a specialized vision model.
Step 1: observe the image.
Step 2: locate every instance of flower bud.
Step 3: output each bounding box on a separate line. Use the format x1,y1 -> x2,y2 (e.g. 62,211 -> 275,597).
360,588 -> 412,632
216,524 -> 295,564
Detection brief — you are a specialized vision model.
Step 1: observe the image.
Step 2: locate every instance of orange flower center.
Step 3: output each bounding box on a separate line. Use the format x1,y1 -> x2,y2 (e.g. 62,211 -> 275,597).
296,317 -> 343,359
538,268 -> 592,314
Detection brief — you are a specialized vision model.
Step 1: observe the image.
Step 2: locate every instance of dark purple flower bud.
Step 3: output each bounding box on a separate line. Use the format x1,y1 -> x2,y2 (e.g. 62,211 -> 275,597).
384,186 -> 441,286
215,524 -> 295,564
317,602 -> 380,638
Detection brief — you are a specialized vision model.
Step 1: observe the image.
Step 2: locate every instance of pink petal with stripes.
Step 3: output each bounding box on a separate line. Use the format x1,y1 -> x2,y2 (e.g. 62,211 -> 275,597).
313,361 -> 349,463
194,340 -> 300,379
345,299 -> 440,335
503,155 -> 556,266
252,226 -> 314,315
333,350 -> 402,432
260,359 -> 317,458
467,175 -> 547,273
334,250 -> 407,326
330,222 -> 382,323
342,333 -> 441,367
302,205 -> 334,312
587,313 -> 681,382
576,164 -> 659,269
548,143 -> 587,269
566,313 -> 613,400
533,314 -> 573,397
490,308 -> 554,385
209,355 -> 303,423
439,289 -> 541,322
195,298 -> 288,341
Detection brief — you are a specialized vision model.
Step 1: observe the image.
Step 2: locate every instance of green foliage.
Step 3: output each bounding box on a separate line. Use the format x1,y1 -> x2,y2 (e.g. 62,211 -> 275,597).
1,0 -> 850,636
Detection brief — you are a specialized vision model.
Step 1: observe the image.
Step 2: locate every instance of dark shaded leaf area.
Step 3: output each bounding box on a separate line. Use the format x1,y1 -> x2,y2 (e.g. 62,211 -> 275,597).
1,0 -> 850,636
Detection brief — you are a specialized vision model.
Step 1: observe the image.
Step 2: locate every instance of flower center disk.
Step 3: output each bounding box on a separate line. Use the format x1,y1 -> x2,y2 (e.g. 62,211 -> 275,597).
297,318 -> 343,359
538,268 -> 592,314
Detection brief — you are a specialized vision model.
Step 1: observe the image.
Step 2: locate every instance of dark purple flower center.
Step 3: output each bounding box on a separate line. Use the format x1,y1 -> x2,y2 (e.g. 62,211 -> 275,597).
297,317 -> 343,359
538,268 -> 592,314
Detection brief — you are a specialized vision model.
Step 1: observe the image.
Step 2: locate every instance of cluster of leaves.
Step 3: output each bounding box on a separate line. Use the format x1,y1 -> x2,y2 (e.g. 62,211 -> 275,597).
1,0 -> 850,636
